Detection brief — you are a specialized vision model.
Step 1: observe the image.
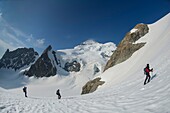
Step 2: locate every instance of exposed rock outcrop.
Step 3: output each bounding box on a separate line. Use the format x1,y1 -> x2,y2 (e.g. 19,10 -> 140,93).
64,61 -> 81,72
25,45 -> 57,77
104,23 -> 149,71
81,77 -> 105,95
0,48 -> 38,70
93,64 -> 100,75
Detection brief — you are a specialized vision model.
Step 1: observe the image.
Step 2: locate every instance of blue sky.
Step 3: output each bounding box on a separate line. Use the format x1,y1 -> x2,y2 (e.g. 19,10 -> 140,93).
0,0 -> 170,57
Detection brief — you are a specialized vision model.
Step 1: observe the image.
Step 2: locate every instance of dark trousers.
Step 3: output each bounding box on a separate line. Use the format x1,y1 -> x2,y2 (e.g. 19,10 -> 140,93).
24,92 -> 27,97
57,94 -> 61,99
144,74 -> 151,85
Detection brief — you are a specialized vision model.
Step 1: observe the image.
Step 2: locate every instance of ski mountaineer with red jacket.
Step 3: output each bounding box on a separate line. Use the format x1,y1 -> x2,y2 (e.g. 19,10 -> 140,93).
144,64 -> 153,85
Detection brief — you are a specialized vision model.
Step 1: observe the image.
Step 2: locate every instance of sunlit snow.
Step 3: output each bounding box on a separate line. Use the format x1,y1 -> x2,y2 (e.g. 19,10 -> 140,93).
0,13 -> 170,113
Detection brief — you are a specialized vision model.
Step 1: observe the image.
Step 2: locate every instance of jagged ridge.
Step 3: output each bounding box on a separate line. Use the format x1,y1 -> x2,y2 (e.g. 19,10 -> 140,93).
0,48 -> 38,70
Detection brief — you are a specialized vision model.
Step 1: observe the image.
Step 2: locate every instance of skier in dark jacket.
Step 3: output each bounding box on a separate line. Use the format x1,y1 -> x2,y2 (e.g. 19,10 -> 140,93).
23,86 -> 27,97
56,89 -> 61,99
144,64 -> 153,85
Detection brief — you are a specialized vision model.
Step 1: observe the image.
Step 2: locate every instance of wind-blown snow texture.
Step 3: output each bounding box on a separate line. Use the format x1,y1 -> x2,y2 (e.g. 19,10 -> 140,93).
0,13 -> 170,113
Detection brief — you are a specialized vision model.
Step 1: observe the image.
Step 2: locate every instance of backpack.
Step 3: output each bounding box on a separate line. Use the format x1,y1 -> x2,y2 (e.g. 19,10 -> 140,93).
144,67 -> 146,75
56,90 -> 60,95
23,87 -> 26,92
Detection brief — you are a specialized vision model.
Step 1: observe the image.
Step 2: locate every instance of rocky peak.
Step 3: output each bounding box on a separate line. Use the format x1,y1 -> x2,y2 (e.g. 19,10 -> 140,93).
5,49 -> 9,54
124,23 -> 149,43
0,48 -> 38,70
43,45 -> 52,54
104,23 -> 149,71
25,45 -> 57,77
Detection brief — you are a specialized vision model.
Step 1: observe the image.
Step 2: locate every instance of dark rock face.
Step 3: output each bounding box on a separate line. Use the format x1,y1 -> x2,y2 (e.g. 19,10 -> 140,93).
64,61 -> 81,72
104,24 -> 149,71
81,77 -> 105,95
0,48 -> 38,70
25,45 -> 57,77
93,64 -> 100,75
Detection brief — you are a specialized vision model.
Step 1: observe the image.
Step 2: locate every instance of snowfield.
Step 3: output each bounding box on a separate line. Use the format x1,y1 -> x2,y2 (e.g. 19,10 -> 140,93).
0,13 -> 170,113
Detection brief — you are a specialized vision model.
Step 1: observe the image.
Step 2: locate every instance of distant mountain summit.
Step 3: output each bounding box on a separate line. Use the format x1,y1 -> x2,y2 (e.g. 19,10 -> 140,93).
81,39 -> 98,45
58,40 -> 116,76
74,39 -> 116,60
0,48 -> 38,70
0,39 -> 116,78
24,40 -> 116,78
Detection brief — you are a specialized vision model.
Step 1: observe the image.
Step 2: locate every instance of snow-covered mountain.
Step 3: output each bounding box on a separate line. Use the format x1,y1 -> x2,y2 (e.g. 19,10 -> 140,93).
0,39 -> 116,95
24,40 -> 116,78
0,13 -> 170,113
57,39 -> 116,75
0,48 -> 38,71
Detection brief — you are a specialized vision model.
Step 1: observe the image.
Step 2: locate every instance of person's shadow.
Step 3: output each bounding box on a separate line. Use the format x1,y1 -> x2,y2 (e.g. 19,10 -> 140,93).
151,74 -> 157,80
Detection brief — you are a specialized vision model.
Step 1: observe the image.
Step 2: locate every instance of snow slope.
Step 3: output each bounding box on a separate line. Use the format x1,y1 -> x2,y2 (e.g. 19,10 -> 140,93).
0,13 -> 170,113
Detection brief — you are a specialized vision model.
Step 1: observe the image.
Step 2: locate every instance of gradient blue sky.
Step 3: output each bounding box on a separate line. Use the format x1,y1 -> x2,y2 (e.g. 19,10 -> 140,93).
0,0 -> 170,55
